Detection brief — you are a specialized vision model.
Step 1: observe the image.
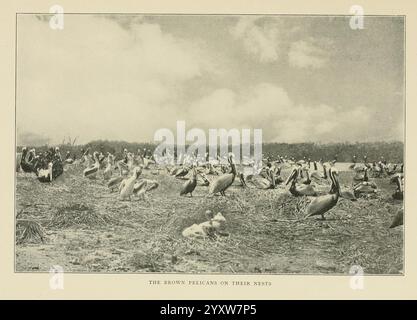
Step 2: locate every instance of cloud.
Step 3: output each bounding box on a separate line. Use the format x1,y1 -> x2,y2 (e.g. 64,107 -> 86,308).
230,17 -> 280,63
187,83 -> 372,143
288,39 -> 329,69
17,15 -> 212,143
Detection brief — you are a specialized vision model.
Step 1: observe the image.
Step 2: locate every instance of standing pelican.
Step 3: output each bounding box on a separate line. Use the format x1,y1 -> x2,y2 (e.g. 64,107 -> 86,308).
119,167 -> 142,201
305,167 -> 340,220
285,167 -> 317,197
208,153 -> 236,196
180,168 -> 197,197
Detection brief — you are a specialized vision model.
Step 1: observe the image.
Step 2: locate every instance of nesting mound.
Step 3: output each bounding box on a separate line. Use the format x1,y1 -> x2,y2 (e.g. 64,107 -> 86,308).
49,203 -> 113,228
16,219 -> 46,244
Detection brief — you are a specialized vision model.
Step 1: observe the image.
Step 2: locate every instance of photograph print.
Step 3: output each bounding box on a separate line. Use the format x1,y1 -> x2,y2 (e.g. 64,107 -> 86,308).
15,14 -> 404,274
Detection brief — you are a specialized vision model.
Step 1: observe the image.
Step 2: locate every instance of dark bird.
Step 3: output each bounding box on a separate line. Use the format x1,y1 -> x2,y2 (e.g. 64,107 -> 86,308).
180,168 -> 197,197
392,175 -> 404,200
208,153 -> 236,196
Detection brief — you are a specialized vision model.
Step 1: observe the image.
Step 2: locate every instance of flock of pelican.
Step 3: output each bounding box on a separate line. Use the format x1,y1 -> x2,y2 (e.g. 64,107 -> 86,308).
16,146 -> 404,228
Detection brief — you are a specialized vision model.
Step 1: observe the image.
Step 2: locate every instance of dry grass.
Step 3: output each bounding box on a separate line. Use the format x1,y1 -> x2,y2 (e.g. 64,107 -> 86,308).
15,163 -> 403,274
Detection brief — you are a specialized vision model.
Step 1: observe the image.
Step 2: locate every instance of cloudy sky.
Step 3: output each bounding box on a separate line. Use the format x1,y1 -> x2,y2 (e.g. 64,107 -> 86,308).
16,14 -> 404,145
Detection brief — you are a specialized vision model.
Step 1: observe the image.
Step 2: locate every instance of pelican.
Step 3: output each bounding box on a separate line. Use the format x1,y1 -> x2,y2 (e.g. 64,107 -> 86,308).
37,162 -> 54,183
208,153 -> 236,196
305,167 -> 340,220
353,181 -> 378,197
310,162 -> 328,183
83,152 -> 100,179
20,147 -> 36,173
285,167 -> 317,197
133,179 -> 159,198
353,167 -> 369,182
107,167 -> 126,192
175,166 -> 190,179
300,168 -> 312,185
119,167 -> 142,201
392,175 -> 403,200
246,167 -> 275,190
180,168 -> 197,197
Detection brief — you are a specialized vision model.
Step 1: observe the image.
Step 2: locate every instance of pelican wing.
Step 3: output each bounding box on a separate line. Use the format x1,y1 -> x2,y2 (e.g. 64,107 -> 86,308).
306,194 -> 337,217
83,165 -> 98,177
209,173 -> 234,194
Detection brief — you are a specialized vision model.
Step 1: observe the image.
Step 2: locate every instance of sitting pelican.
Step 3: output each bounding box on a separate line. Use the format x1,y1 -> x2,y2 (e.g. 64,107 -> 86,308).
175,166 -> 190,179
353,181 -> 378,197
64,151 -> 74,164
83,152 -> 100,179
310,162 -> 328,183
392,175 -> 404,200
180,168 -> 197,197
353,167 -> 369,183
37,162 -> 54,183
285,167 -> 317,197
246,167 -> 275,190
208,153 -> 236,196
119,167 -> 142,201
20,147 -> 36,173
197,172 -> 210,186
107,167 -> 126,192
305,167 -> 340,220
133,178 -> 159,198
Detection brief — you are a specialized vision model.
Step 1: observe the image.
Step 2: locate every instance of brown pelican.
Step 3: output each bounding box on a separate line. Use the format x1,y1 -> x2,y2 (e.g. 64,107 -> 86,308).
285,167 -> 317,197
180,168 -> 197,197
246,167 -> 275,190
20,147 -> 36,173
119,167 -> 142,201
208,153 -> 236,196
175,166 -> 190,179
133,179 -> 159,198
310,162 -> 328,183
392,175 -> 404,200
353,181 -> 378,197
305,167 -> 340,220
353,167 -> 369,182
83,152 -> 100,179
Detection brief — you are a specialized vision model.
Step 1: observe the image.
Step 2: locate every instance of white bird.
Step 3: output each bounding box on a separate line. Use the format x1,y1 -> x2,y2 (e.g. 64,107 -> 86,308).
119,167 -> 142,201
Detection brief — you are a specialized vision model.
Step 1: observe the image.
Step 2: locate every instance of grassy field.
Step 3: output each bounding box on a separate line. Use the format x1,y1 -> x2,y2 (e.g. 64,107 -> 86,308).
15,162 -> 403,274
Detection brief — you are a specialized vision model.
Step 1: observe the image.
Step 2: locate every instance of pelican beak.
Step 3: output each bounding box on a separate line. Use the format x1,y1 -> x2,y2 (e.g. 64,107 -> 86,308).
285,169 -> 297,185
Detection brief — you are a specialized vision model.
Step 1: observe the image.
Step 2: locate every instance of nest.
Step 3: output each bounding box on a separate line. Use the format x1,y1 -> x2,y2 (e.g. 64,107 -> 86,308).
49,203 -> 113,228
16,219 -> 46,244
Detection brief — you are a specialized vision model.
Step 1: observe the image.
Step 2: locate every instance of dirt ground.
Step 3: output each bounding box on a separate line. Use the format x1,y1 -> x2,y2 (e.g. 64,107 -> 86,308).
15,162 -> 403,274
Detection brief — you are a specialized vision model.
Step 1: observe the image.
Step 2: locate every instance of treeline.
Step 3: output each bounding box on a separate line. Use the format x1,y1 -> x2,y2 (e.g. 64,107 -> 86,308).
261,141 -> 404,163
17,140 -> 404,163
